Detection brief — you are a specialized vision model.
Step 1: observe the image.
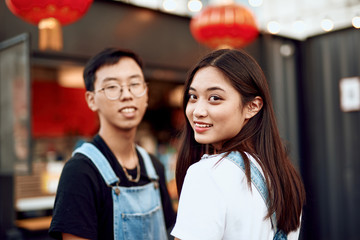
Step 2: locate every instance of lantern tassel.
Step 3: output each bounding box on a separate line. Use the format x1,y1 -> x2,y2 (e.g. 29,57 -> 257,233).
38,18 -> 63,51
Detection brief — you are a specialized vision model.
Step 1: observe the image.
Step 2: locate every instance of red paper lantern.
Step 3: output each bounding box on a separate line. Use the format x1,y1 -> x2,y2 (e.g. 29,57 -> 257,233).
6,0 -> 93,50
190,3 -> 259,49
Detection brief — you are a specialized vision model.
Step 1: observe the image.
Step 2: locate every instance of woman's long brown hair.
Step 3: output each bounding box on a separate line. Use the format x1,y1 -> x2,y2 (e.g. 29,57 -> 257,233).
175,49 -> 305,234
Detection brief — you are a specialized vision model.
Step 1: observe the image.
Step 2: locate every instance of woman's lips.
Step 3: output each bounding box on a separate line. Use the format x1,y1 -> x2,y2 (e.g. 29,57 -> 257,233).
194,122 -> 213,133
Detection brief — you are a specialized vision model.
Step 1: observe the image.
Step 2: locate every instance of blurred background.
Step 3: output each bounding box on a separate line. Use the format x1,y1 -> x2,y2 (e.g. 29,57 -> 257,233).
0,0 -> 359,239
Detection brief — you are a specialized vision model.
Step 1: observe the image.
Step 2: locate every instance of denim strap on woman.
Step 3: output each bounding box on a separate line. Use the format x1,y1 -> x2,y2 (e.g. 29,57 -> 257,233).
73,143 -> 167,240
226,151 -> 287,240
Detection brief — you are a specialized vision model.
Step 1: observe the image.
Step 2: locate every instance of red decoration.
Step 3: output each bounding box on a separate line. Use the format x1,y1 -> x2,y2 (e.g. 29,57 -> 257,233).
5,0 -> 93,26
32,81 -> 99,138
190,3 -> 259,49
6,0 -> 93,50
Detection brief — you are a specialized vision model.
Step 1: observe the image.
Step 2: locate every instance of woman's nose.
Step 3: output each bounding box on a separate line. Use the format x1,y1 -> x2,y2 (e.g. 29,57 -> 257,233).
193,102 -> 207,118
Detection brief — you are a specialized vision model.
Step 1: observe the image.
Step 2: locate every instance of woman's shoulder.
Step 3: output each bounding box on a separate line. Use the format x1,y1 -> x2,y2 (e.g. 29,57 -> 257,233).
187,153 -> 234,176
225,151 -> 266,179
191,152 -> 265,189
186,152 -> 247,188
193,152 -> 257,172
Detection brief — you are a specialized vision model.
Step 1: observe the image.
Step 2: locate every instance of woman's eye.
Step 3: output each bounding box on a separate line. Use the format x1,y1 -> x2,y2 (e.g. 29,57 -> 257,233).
209,95 -> 222,102
188,94 -> 197,101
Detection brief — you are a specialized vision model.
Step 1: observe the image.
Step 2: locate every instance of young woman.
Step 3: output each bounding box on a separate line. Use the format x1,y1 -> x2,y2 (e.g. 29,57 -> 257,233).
171,49 -> 305,240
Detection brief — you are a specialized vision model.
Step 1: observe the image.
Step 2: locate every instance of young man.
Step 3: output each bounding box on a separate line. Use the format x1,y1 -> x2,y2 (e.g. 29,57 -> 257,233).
49,48 -> 176,240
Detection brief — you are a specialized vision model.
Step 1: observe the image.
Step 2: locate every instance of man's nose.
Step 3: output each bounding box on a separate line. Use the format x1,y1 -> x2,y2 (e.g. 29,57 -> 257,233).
119,85 -> 133,100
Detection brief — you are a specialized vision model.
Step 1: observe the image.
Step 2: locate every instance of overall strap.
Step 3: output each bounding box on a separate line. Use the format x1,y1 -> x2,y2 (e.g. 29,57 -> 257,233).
136,145 -> 158,180
226,152 -> 279,234
72,143 -> 119,186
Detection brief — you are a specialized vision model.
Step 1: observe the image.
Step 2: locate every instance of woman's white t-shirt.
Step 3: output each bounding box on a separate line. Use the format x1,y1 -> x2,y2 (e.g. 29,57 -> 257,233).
171,153 -> 300,240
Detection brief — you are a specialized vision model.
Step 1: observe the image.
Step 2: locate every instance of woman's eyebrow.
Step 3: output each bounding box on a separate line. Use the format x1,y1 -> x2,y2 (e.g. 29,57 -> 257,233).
189,86 -> 225,92
189,86 -> 196,91
207,86 -> 225,92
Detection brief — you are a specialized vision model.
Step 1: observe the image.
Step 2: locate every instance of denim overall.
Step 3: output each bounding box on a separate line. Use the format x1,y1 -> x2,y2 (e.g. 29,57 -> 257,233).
73,143 -> 168,240
225,152 -> 287,240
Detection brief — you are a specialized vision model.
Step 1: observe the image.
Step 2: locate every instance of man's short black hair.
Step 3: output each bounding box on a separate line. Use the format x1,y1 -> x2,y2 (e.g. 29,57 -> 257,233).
83,48 -> 143,91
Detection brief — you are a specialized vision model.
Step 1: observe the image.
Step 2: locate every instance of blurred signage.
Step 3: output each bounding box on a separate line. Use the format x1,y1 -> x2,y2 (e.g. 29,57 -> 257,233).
339,77 -> 360,112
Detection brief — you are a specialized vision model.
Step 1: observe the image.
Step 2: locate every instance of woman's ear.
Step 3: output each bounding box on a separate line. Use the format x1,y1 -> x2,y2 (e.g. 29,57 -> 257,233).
245,96 -> 263,119
85,91 -> 98,112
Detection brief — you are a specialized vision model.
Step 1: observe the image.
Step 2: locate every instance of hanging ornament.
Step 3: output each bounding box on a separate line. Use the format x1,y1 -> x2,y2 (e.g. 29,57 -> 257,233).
6,0 -> 93,51
190,3 -> 259,49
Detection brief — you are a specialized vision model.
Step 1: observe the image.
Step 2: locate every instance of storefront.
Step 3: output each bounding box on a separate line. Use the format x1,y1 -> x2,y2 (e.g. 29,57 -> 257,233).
1,0 -> 360,239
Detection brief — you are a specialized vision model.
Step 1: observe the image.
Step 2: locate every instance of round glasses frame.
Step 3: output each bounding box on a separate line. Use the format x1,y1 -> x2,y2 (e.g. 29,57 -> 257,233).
94,82 -> 147,100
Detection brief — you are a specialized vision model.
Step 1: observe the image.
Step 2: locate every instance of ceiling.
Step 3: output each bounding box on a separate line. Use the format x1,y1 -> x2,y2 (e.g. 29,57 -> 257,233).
113,0 -> 360,40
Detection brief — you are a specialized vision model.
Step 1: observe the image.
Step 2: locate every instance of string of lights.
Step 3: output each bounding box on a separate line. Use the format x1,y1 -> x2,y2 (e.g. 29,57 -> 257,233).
114,0 -> 360,40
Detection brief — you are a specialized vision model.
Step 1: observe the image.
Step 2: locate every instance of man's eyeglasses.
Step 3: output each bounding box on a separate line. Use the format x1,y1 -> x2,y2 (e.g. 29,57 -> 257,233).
94,82 -> 147,100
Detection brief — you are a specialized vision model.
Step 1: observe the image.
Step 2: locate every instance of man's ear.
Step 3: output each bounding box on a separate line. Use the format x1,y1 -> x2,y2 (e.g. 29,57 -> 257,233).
85,91 -> 98,112
245,96 -> 263,119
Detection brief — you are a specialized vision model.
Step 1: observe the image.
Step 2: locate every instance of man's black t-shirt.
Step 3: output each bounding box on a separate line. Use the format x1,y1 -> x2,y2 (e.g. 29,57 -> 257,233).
49,135 -> 176,239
